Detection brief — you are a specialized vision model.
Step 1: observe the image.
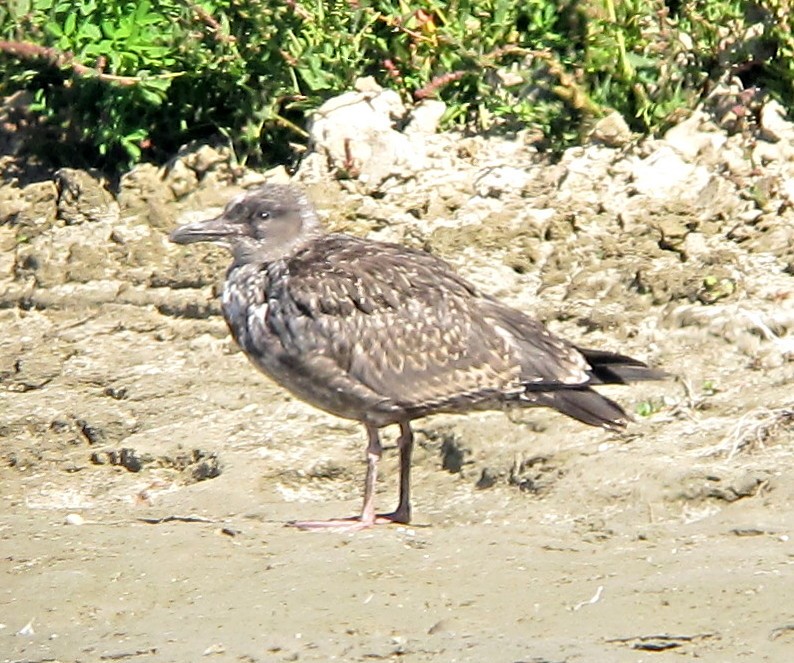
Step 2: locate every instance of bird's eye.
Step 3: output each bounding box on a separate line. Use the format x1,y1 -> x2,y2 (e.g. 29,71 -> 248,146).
257,211 -> 270,220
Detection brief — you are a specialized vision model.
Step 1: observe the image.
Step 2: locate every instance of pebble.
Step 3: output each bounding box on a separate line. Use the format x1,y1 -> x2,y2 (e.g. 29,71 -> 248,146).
64,513 -> 85,526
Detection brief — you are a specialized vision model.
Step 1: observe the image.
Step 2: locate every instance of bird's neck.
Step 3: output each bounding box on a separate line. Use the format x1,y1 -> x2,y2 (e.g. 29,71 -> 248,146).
230,229 -> 323,268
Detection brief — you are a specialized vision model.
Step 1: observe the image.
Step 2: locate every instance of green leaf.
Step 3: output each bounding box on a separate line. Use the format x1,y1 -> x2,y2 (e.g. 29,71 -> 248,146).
64,11 -> 76,36
78,22 -> 102,41
78,0 -> 96,16
45,21 -> 63,37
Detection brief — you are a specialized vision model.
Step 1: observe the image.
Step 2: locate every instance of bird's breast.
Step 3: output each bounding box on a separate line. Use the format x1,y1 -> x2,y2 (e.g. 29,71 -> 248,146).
221,265 -> 317,383
221,264 -> 270,349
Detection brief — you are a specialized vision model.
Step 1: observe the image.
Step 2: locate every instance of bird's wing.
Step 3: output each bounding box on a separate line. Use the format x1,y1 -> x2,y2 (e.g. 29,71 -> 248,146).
268,236 -> 522,410
268,236 -> 596,412
476,298 -> 593,388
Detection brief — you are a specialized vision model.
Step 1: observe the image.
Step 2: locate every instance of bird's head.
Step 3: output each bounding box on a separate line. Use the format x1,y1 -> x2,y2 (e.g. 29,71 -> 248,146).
169,183 -> 323,264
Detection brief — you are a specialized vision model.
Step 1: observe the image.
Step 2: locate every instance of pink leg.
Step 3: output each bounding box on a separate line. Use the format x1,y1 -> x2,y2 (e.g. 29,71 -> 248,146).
289,423 -> 415,532
358,423 -> 381,526
290,424 -> 389,532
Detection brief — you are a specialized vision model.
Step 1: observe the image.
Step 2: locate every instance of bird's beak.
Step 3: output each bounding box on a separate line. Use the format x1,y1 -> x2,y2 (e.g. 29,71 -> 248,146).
169,213 -> 239,245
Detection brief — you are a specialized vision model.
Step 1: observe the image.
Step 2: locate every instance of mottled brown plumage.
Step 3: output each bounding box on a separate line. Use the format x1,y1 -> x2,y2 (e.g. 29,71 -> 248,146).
170,183 -> 665,531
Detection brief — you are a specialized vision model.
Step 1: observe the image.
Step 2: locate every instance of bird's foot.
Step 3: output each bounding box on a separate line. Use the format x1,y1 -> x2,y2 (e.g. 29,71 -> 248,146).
288,512 -> 408,533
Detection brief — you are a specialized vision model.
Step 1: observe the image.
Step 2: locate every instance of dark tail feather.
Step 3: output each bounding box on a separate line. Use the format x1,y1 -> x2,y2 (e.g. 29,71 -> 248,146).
532,389 -> 629,431
578,347 -> 669,385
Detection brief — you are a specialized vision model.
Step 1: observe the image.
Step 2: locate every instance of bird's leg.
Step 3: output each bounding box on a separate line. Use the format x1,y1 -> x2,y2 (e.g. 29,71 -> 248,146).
377,421 -> 413,524
289,424 -> 387,532
359,423 -> 382,526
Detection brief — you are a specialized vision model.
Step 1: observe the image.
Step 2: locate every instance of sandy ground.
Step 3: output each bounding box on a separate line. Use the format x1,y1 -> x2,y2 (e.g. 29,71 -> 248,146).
3,258 -> 794,663
2,128 -> 794,661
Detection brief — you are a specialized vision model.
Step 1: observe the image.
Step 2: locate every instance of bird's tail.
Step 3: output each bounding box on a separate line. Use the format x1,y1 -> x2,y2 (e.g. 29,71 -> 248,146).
528,388 -> 630,431
519,349 -> 667,431
577,347 -> 669,385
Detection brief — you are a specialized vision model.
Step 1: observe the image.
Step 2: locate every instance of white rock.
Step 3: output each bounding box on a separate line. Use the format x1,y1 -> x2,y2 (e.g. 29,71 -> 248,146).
664,111 -> 725,160
406,100 -> 446,134
737,209 -> 763,223
474,166 -> 532,197
525,207 -> 556,225
759,99 -> 793,143
64,513 -> 85,526
752,140 -> 782,166
780,178 -> 794,204
629,146 -> 711,199
353,75 -> 382,93
307,82 -> 426,191
683,232 -> 709,259
17,619 -> 35,637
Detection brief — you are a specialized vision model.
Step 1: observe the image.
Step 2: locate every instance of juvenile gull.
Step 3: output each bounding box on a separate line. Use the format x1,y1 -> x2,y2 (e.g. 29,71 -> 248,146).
170,183 -> 665,531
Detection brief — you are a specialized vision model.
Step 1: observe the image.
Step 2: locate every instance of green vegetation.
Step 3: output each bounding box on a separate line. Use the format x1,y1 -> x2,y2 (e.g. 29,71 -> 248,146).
0,0 -> 792,172
635,397 -> 665,418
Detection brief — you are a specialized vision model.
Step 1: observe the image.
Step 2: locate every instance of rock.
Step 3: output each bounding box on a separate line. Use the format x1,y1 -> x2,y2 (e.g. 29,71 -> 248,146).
682,232 -> 709,260
304,79 -> 426,192
696,272 -> 737,305
65,241 -> 114,283
629,146 -> 711,199
589,110 -> 633,147
655,215 -> 689,243
752,140 -> 783,168
0,227 -> 16,278
780,178 -> 794,206
746,213 -> 794,257
664,111 -> 726,160
439,434 -> 470,473
4,352 -> 62,392
175,143 -> 233,177
187,452 -> 223,482
164,159 -> 199,199
353,75 -> 382,93
0,180 -> 58,234
708,473 -> 763,502
162,144 -> 238,199
54,168 -> 118,225
117,163 -> 176,230
473,166 -> 532,197
475,467 -> 502,489
406,100 -> 446,134
91,447 -> 152,472
759,99 -> 793,143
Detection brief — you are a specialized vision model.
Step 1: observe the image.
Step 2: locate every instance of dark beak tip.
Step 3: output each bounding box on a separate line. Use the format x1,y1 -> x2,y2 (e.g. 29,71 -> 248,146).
168,226 -> 192,245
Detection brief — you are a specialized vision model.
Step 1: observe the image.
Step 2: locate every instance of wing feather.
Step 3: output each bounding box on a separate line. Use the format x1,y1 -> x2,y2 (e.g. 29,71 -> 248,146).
274,236 -> 521,411
263,235 -> 603,418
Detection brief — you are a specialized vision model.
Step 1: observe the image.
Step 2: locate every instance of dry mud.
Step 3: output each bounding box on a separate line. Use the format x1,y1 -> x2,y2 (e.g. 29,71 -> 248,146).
1,96 -> 794,662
